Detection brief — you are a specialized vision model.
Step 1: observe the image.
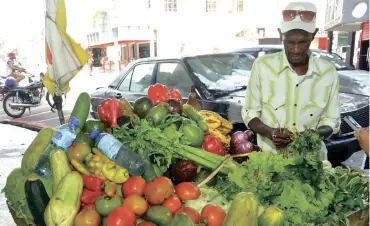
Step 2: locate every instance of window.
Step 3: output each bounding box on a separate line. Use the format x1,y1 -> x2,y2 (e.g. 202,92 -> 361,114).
98,12 -> 109,38
112,27 -> 118,38
165,0 -> 177,12
130,63 -> 155,92
118,63 -> 155,92
237,0 -> 243,12
206,0 -> 216,12
156,62 -> 193,96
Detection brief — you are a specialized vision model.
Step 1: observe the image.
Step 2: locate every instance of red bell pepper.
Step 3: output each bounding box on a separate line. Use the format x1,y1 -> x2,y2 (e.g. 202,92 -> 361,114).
201,135 -> 225,156
97,98 -> 120,128
147,83 -> 169,105
82,175 -> 104,192
81,188 -> 105,205
168,88 -> 182,101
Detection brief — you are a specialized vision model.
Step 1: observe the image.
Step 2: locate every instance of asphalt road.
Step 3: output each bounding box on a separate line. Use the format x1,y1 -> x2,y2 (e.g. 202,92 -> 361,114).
0,69 -> 118,128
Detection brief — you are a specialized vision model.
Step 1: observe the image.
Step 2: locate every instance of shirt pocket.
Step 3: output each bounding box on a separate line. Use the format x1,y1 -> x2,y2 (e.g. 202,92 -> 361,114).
261,97 -> 286,127
301,100 -> 326,128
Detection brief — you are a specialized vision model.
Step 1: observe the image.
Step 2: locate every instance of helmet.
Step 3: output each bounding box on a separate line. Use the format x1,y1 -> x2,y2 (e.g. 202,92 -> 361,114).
8,52 -> 16,59
5,77 -> 17,87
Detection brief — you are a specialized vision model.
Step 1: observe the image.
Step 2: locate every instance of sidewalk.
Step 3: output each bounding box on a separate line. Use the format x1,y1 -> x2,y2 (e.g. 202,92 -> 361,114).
0,124 -> 38,226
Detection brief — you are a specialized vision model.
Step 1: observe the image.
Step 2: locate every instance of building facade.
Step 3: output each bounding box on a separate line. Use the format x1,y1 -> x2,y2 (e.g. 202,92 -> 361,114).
84,0 -> 329,70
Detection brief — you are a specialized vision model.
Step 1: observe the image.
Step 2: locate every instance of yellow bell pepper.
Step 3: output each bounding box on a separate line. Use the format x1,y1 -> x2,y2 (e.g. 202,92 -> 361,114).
102,161 -> 129,183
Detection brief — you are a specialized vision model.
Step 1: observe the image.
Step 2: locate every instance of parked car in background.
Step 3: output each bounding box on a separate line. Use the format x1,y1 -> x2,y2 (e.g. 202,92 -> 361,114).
90,52 -> 369,166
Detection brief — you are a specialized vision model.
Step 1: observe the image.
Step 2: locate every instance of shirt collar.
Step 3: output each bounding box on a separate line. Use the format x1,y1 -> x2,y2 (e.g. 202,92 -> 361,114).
278,50 -> 320,76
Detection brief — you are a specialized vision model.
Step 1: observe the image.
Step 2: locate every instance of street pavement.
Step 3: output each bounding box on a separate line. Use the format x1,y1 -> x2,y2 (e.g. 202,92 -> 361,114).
0,68 -> 119,128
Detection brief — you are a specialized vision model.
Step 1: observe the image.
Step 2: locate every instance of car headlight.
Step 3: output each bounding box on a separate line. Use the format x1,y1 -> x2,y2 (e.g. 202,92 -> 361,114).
339,93 -> 369,113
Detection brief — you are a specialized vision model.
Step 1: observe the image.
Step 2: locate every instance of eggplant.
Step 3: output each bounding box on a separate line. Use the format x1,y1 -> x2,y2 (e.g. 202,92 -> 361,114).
167,99 -> 183,115
170,160 -> 198,185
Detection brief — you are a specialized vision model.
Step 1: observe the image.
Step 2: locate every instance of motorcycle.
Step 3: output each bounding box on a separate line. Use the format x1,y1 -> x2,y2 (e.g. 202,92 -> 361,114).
0,75 -> 6,100
2,72 -> 66,118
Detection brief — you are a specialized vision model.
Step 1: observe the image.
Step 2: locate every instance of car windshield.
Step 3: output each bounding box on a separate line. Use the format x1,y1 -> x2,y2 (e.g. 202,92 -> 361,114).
185,54 -> 254,92
311,50 -> 353,70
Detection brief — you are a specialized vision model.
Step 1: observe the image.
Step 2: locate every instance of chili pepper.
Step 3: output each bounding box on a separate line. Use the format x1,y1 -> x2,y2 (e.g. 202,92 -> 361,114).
201,135 -> 225,156
97,98 -> 120,128
81,204 -> 96,211
82,175 -> 104,192
168,88 -> 182,101
102,161 -> 129,183
147,83 -> 169,105
104,181 -> 117,197
92,148 -> 110,163
71,158 -> 91,175
81,188 -> 105,204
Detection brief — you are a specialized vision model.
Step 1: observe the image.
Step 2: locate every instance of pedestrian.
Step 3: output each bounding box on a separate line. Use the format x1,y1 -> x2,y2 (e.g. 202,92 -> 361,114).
355,128 -> 369,155
241,1 -> 341,160
7,52 -> 26,83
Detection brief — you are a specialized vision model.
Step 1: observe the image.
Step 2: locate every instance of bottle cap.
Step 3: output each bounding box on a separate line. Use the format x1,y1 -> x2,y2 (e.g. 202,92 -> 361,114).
90,130 -> 101,140
69,117 -> 80,128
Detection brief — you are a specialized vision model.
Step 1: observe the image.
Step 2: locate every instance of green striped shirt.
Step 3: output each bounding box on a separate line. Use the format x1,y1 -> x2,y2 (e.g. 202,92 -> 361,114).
242,50 -> 341,154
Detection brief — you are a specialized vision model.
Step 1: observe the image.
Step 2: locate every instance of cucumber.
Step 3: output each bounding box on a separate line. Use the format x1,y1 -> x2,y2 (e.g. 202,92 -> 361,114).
70,92 -> 91,134
21,127 -> 56,176
183,104 -> 208,132
50,149 -> 71,193
25,177 -> 51,226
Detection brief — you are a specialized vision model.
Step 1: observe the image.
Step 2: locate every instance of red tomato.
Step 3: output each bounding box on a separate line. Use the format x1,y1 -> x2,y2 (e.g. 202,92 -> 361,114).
123,195 -> 149,217
122,176 -> 146,197
200,204 -> 226,226
137,222 -> 157,226
175,207 -> 201,224
107,206 -> 136,226
144,176 -> 174,205
162,194 -> 182,215
175,182 -> 201,201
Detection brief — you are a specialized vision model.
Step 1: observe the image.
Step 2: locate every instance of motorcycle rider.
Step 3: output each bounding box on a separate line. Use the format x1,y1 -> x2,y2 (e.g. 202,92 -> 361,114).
7,52 -> 26,83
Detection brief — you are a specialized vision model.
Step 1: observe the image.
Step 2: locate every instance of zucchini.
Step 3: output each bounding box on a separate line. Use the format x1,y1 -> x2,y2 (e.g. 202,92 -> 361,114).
25,177 -> 51,226
70,92 -> 91,134
182,104 -> 208,132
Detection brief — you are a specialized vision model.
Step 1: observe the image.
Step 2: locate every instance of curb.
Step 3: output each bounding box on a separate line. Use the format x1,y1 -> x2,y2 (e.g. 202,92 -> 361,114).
0,120 -> 44,132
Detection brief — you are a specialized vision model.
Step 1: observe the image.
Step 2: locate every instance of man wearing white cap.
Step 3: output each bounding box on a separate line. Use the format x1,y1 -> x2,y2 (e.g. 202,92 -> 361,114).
242,1 -> 341,159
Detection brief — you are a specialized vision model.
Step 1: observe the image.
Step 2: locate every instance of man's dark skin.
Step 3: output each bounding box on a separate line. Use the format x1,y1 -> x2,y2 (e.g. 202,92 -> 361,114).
248,28 -> 334,149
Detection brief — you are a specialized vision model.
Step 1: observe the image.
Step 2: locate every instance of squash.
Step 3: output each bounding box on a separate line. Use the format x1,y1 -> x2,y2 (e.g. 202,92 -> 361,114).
50,149 -> 71,193
258,207 -> 285,226
21,127 -> 56,176
25,175 -> 52,226
222,192 -> 260,226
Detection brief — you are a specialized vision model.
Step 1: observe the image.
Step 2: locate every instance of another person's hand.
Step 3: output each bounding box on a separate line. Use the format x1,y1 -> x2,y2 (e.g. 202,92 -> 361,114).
355,128 -> 369,155
269,128 -> 293,149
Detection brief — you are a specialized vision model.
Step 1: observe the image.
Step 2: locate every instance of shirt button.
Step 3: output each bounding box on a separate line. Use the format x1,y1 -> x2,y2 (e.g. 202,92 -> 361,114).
293,123 -> 296,126
310,114 -> 313,116
296,84 -> 299,87
294,104 -> 297,107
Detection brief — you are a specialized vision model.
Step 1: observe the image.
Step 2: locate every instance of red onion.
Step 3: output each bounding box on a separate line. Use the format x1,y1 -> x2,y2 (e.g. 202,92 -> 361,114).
244,130 -> 254,142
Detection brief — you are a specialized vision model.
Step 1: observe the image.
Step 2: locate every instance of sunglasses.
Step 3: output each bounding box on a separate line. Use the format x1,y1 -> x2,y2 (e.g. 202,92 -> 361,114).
282,10 -> 316,23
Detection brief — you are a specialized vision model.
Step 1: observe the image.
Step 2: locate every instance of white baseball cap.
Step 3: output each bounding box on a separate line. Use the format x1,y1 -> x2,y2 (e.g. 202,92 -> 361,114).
280,1 -> 317,33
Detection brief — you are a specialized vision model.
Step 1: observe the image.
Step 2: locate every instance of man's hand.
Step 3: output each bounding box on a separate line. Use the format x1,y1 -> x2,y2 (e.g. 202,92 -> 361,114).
269,128 -> 293,149
355,128 -> 369,155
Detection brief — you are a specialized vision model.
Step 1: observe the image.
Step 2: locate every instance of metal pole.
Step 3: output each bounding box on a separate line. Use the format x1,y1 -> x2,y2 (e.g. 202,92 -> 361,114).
346,32 -> 356,68
327,31 -> 333,53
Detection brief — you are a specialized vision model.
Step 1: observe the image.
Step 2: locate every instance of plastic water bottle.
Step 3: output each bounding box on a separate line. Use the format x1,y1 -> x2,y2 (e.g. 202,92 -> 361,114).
90,130 -> 146,176
34,117 -> 80,178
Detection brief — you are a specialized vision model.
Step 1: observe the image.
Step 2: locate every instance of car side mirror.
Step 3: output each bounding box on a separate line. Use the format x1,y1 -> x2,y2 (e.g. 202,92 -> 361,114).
258,52 -> 266,57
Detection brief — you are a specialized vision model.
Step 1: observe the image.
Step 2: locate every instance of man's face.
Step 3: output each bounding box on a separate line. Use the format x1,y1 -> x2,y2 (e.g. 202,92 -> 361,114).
281,30 -> 314,65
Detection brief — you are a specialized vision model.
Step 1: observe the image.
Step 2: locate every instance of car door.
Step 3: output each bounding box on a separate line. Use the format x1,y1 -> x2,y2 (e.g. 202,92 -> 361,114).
114,62 -> 156,103
154,60 -> 196,103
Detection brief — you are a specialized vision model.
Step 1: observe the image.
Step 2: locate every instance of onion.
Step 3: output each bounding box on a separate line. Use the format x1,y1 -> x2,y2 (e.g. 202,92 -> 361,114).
231,139 -> 254,163
231,131 -> 247,147
254,145 -> 262,152
244,130 -> 254,142
167,99 -> 183,115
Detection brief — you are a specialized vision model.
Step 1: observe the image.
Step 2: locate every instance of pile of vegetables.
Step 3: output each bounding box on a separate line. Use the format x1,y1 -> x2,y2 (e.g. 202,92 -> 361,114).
2,84 -> 369,226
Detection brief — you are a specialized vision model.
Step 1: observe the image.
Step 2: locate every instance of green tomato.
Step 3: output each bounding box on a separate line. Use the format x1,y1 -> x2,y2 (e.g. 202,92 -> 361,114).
95,195 -> 122,217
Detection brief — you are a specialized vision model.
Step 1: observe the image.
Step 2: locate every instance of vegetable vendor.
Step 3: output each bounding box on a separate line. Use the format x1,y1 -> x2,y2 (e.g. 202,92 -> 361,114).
242,1 -> 341,160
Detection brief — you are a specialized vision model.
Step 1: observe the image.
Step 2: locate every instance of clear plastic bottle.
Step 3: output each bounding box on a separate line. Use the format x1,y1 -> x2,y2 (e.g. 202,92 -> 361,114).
34,117 -> 80,178
90,130 -> 146,176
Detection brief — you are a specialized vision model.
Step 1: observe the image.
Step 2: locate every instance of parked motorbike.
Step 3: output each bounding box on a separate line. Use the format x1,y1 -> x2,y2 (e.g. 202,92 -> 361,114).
0,75 -> 6,101
2,72 -> 64,118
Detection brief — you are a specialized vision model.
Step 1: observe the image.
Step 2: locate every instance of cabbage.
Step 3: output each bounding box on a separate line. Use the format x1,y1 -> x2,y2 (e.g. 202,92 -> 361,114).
184,187 -> 231,213
1,168 -> 35,226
